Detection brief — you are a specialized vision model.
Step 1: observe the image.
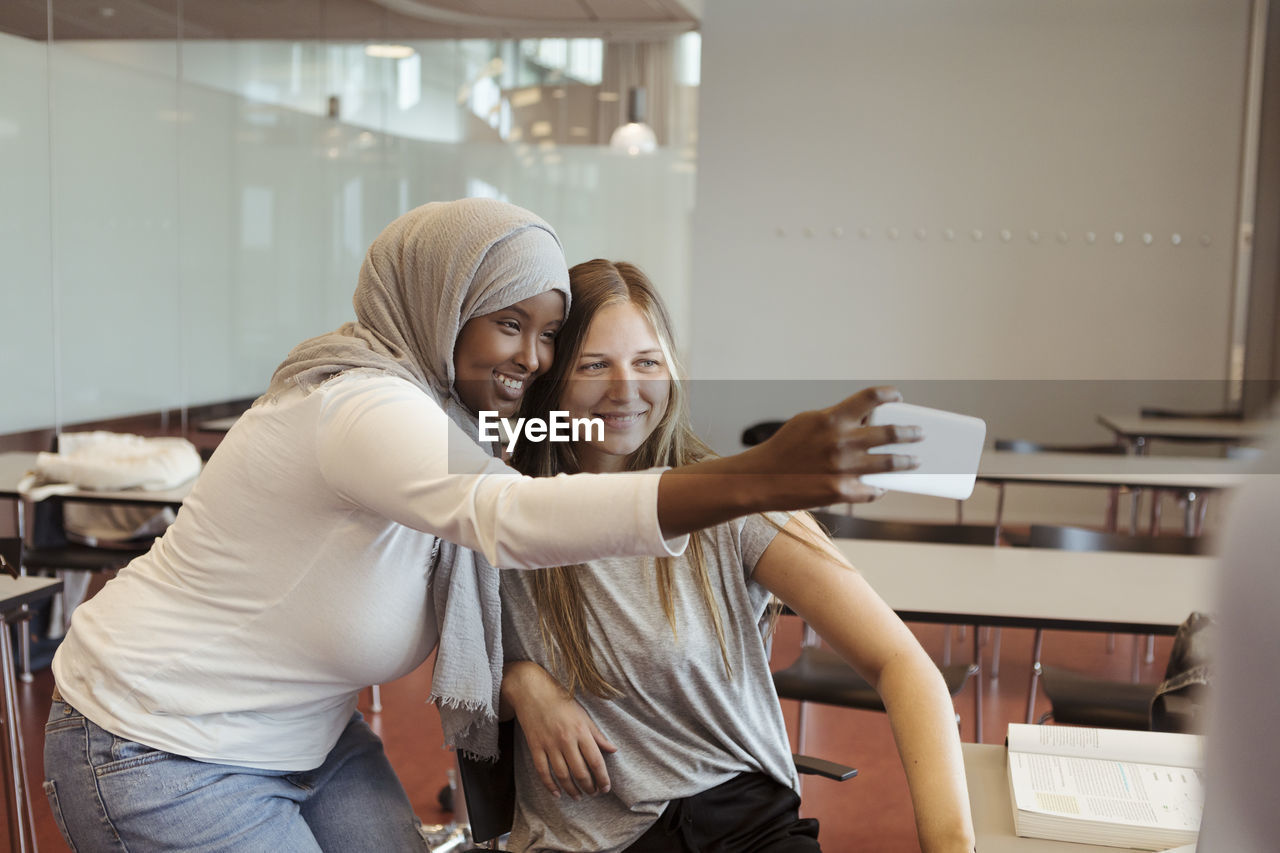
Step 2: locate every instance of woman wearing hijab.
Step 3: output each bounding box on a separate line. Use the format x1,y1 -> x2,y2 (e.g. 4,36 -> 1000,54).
43,199 -> 917,851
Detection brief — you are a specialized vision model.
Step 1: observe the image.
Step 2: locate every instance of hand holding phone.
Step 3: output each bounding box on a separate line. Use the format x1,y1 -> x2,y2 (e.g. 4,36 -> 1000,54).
861,402 -> 987,499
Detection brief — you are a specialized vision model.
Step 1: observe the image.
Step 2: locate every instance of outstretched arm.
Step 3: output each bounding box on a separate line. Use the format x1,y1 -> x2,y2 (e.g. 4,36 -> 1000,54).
320,377 -> 918,569
755,516 -> 976,853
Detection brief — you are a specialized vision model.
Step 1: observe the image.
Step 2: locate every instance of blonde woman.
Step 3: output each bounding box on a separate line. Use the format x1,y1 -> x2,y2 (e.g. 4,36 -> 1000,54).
500,260 -> 976,853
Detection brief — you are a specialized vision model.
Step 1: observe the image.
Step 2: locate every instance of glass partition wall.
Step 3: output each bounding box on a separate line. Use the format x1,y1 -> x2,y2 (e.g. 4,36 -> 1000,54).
0,2 -> 699,435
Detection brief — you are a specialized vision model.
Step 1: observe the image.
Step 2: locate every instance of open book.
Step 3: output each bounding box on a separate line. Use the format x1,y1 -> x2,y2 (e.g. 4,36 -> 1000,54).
1006,723 -> 1204,851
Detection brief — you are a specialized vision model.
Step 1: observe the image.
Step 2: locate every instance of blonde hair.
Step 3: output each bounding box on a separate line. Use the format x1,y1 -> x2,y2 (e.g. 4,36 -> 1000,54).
512,259 -> 733,698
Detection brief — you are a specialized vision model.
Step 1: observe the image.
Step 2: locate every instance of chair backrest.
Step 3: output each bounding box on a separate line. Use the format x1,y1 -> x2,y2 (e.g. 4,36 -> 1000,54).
1138,406 -> 1243,421
455,721 -> 517,845
0,537 -> 21,578
741,420 -> 785,447
32,498 -> 72,548
1027,524 -> 1213,556
811,511 -> 999,546
994,438 -> 1125,455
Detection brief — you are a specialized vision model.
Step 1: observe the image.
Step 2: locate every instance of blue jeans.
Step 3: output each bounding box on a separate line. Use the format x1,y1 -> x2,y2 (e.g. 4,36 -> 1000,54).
43,697 -> 428,852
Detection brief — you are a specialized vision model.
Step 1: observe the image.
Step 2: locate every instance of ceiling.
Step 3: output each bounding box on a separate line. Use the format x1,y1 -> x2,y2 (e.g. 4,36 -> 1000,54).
1,0 -> 701,41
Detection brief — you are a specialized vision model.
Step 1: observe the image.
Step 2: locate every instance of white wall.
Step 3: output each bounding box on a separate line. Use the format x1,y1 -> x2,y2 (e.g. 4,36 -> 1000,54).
0,34 -> 694,433
0,34 -> 57,430
688,0 -> 1254,525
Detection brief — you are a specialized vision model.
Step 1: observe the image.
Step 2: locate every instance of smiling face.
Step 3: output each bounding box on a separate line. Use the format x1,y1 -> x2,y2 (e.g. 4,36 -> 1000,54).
453,289 -> 565,418
559,301 -> 672,473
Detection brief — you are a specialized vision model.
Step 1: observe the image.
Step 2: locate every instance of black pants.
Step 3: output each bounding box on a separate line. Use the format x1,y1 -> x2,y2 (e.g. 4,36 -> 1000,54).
625,773 -> 821,852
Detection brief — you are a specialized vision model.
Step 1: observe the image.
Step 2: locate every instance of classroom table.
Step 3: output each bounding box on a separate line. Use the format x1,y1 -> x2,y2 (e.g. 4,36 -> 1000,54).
962,742 -> 1153,852
978,449 -> 1250,492
0,452 -> 36,502
977,449 -> 1251,535
1098,412 -> 1273,450
833,538 -> 1217,744
2,575 -> 62,853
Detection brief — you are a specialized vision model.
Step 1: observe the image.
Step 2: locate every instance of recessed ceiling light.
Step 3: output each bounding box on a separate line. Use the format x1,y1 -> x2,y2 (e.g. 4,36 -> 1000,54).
364,44 -> 415,59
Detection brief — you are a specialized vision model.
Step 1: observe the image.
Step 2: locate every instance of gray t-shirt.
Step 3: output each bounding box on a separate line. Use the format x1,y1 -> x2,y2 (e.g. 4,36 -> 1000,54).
499,513 -> 798,853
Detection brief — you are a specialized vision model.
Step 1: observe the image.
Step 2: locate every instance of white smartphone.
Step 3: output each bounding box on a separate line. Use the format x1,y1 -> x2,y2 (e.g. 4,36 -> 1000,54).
861,402 -> 987,500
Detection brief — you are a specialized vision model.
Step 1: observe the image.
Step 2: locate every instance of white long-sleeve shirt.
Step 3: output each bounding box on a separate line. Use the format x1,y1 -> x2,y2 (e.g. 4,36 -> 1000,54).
53,372 -> 684,771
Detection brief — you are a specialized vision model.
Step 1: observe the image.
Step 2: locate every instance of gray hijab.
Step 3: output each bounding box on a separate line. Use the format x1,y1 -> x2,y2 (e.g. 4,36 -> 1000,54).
261,198 -> 570,760
262,196 -> 568,409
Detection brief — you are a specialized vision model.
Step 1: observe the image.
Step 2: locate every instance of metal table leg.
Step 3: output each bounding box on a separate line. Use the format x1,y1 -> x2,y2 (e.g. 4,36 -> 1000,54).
971,628 -> 983,744
14,500 -> 32,683
1183,491 -> 1199,536
1024,629 -> 1044,724
1,613 -> 37,853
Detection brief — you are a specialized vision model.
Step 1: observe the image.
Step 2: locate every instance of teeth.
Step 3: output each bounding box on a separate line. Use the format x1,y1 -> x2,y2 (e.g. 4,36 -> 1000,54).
602,413 -> 643,425
496,374 -> 523,391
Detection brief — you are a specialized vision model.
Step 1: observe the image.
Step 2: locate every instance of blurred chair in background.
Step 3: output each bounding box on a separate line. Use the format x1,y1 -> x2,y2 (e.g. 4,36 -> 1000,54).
1025,524 -> 1211,726
772,511 -> 987,748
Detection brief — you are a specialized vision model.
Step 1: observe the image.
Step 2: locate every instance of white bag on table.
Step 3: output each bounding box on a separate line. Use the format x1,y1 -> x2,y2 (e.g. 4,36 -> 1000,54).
35,431 -> 201,492
27,431 -> 199,546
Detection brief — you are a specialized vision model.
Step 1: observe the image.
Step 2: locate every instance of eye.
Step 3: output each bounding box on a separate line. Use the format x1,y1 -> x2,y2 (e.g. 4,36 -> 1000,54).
638,358 -> 661,369
497,318 -> 520,332
579,361 -> 607,372
540,329 -> 558,342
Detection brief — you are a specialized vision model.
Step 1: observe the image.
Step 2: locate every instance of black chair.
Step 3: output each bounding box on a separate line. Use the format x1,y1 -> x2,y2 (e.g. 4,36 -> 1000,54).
1025,524 -> 1211,727
453,721 -> 517,850
1036,666 -> 1155,730
1139,406 -> 1243,421
24,498 -> 154,571
1029,523 -> 1212,556
741,420 -> 785,447
1038,612 -> 1212,734
993,439 -> 1126,456
772,512 -> 986,748
813,512 -> 1001,547
0,539 -> 19,580
16,498 -> 155,673
446,722 -> 856,850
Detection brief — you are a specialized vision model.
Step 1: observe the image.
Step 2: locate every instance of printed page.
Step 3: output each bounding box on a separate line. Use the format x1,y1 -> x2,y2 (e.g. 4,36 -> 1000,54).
1007,723 -> 1203,768
1007,749 -> 1204,832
